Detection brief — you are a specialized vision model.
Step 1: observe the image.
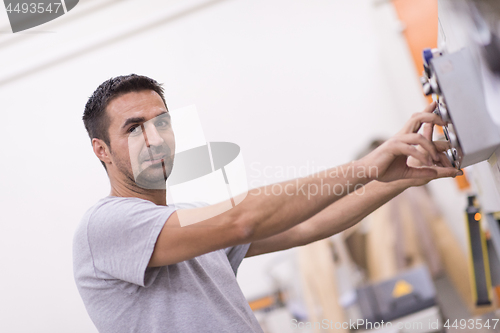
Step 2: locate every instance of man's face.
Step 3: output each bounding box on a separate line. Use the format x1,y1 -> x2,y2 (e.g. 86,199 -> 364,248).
105,90 -> 175,189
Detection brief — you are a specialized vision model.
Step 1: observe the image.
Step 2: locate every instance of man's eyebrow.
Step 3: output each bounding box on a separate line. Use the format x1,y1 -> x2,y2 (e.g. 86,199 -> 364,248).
121,112 -> 170,130
156,112 -> 170,120
121,117 -> 146,130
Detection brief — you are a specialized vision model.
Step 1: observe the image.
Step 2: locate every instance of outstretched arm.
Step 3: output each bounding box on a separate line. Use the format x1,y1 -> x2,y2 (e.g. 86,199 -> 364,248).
246,103 -> 459,257
149,102 -> 460,267
245,179 -> 409,257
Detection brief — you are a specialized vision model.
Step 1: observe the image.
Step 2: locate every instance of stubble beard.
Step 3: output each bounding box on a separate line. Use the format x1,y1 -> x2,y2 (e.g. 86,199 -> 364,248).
113,151 -> 174,191
135,155 -> 174,190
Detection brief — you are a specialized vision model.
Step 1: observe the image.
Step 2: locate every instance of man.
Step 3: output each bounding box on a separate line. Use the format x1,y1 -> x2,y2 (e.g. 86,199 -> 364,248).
73,74 -> 461,333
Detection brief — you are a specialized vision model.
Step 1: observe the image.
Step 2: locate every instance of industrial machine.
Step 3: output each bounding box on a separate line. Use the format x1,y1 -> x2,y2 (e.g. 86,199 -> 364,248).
421,0 -> 500,170
424,0 -> 500,309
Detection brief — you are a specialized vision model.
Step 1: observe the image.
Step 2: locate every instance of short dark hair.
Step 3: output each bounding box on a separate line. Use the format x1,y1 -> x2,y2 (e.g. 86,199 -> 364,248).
83,74 -> 167,168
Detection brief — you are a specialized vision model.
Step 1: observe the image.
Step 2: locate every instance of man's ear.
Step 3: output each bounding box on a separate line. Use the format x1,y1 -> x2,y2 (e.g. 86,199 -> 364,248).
92,138 -> 112,165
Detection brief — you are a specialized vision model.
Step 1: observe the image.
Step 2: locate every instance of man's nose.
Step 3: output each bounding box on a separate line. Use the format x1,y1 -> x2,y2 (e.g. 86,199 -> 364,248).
142,123 -> 164,147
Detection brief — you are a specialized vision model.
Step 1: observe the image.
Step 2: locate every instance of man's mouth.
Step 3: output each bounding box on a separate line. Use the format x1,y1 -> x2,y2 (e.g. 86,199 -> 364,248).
142,155 -> 168,165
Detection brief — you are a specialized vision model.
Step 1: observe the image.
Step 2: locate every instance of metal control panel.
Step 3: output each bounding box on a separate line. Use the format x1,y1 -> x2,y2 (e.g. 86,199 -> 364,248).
421,0 -> 500,170
421,48 -> 500,169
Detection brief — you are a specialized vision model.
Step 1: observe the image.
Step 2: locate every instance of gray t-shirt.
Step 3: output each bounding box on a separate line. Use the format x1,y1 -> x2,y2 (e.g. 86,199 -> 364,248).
73,196 -> 263,333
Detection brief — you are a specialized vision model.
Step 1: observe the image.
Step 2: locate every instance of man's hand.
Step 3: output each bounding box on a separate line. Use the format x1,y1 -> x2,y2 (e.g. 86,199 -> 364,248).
359,102 -> 462,184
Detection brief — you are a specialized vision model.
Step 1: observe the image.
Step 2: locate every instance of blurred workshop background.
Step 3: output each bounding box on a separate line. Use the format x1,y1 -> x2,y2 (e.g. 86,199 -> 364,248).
1,0 -> 500,332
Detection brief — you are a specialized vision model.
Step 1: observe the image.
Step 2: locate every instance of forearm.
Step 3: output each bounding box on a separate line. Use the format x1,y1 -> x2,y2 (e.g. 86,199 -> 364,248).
237,160 -> 372,242
298,179 -> 410,244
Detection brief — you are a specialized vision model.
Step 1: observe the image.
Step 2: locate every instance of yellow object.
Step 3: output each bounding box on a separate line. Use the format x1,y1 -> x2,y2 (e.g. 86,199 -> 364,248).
392,280 -> 414,298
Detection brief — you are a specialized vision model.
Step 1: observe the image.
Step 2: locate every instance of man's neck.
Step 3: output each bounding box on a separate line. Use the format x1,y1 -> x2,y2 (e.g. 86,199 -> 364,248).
110,180 -> 167,206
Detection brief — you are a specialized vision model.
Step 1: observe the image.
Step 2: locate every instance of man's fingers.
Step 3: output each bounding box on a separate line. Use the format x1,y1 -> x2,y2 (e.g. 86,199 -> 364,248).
422,102 -> 440,146
400,110 -> 447,134
406,166 -> 439,179
398,133 -> 440,162
422,122 -> 434,141
434,165 -> 462,179
422,101 -> 437,114
393,141 -> 432,167
432,141 -> 453,168
406,165 -> 460,181
437,151 -> 454,168
434,140 -> 451,152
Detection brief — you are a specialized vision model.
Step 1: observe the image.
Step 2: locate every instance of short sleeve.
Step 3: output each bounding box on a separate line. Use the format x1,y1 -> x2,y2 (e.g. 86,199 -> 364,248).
224,243 -> 251,275
87,197 -> 176,287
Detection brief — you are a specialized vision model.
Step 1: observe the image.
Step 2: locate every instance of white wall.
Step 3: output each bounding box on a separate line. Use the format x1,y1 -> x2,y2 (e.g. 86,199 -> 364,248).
0,0 -> 447,332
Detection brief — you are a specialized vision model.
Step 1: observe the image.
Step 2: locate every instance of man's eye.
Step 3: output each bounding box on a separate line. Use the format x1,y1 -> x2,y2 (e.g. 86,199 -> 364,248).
155,120 -> 170,128
129,125 -> 142,134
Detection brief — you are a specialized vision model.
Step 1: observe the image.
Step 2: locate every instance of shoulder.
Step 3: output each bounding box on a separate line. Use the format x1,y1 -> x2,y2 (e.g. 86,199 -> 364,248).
76,198 -> 208,240
77,197 -> 174,242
